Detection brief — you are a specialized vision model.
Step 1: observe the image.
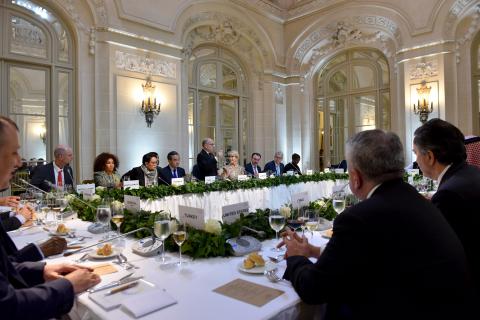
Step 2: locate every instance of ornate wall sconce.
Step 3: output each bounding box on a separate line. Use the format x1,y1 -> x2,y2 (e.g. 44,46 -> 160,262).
413,80 -> 434,124
39,125 -> 46,145
140,78 -> 161,128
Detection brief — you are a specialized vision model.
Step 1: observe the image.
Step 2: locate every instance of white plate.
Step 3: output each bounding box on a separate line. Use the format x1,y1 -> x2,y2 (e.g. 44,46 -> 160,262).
88,247 -> 122,259
48,228 -> 75,236
316,220 -> 333,231
321,228 -> 333,239
237,262 -> 265,274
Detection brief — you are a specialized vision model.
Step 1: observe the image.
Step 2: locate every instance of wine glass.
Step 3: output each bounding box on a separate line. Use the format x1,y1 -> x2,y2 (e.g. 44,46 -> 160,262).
269,209 -> 285,252
55,196 -> 68,224
154,213 -> 171,264
111,206 -> 125,237
332,191 -> 346,214
298,208 -> 309,235
304,209 -> 319,238
96,204 -> 112,239
173,222 -> 187,267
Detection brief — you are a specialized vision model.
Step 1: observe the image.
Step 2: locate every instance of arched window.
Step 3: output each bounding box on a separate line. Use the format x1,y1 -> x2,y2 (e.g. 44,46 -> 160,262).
471,32 -> 480,132
316,49 -> 390,169
0,0 -> 74,164
188,46 -> 248,169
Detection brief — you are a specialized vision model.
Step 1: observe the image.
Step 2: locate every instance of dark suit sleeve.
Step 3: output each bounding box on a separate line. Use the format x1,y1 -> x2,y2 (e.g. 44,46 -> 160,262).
179,167 -> 186,178
283,211 -> 370,304
0,271 -> 74,320
0,212 -> 22,231
30,166 -> 51,192
13,244 -> 43,263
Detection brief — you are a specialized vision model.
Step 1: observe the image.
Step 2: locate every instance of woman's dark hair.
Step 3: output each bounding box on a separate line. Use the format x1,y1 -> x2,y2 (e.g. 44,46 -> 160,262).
413,118 -> 466,165
93,152 -> 119,172
142,152 -> 158,165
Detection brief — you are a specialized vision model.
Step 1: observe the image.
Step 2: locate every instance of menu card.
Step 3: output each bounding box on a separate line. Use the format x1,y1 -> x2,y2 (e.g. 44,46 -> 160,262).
213,279 -> 284,307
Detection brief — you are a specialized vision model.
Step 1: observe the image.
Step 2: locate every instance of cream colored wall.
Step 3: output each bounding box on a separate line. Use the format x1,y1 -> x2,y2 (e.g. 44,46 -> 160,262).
42,0 -> 480,180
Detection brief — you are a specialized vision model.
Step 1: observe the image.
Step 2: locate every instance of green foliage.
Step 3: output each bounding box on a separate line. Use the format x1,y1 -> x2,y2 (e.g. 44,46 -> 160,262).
308,198 -> 337,221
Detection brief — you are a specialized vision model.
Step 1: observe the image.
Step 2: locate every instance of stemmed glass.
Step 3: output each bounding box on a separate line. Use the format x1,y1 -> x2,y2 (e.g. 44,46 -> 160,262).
332,191 -> 346,214
56,196 -> 68,221
96,204 -> 112,239
173,222 -> 187,267
269,209 -> 285,252
111,205 -> 125,237
154,212 -> 171,264
298,208 -> 309,235
304,209 -> 319,238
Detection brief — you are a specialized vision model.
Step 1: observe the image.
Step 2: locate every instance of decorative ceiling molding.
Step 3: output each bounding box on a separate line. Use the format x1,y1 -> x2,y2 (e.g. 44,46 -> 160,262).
293,17 -> 398,70
409,60 -> 438,80
90,0 -> 108,26
445,0 -> 477,34
273,83 -> 285,104
115,50 -> 177,79
455,4 -> 480,63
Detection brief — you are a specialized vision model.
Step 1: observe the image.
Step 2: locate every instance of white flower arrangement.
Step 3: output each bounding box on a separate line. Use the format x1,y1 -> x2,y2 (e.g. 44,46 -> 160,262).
279,206 -> 292,219
111,200 -> 124,211
95,186 -> 106,192
204,219 -> 222,235
314,200 -> 326,208
90,194 -> 101,202
65,194 -> 76,203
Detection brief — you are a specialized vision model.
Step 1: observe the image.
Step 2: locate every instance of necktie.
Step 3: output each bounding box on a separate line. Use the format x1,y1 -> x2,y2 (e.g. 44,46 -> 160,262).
276,165 -> 280,176
253,166 -> 257,175
58,169 -> 63,187
172,170 -> 177,178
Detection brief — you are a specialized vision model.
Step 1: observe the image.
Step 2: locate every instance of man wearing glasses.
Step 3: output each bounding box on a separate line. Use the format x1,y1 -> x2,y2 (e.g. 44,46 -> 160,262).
264,151 -> 285,176
196,138 -> 218,180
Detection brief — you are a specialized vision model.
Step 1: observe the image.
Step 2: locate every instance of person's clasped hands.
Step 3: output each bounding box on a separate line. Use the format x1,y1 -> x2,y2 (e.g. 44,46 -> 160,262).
43,263 -> 101,293
277,228 -> 321,259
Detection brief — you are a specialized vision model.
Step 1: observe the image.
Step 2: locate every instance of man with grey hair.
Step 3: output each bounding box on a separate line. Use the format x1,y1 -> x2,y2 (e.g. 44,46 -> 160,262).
280,130 -> 475,319
31,144 -> 74,191
264,151 -> 285,176
196,138 -> 218,180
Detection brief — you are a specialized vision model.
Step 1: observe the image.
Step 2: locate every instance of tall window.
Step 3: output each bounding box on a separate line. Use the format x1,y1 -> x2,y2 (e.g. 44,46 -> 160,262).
316,49 -> 390,169
0,0 -> 74,163
188,47 -> 248,169
472,32 -> 480,133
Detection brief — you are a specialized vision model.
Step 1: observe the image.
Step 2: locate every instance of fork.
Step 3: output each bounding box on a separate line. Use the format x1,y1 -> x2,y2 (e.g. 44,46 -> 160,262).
74,253 -> 89,263
264,269 -> 290,284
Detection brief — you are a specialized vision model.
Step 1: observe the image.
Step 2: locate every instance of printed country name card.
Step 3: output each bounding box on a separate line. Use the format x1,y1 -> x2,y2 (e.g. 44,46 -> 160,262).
222,201 -> 249,224
258,172 -> 267,180
82,188 -> 95,200
76,183 -> 95,195
306,169 -> 313,175
205,176 -> 216,184
324,168 -> 330,173
291,191 -> 309,209
123,180 -> 140,190
124,195 -> 141,213
237,175 -> 248,181
179,205 -> 205,230
334,168 -> 345,174
171,178 -> 185,187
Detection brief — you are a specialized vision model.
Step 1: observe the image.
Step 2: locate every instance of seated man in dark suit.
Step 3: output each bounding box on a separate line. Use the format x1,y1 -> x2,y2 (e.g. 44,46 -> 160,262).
196,138 -> 218,180
264,151 -> 285,176
122,152 -> 168,186
414,118 -> 480,294
283,153 -> 302,175
161,151 -> 186,184
280,129 -> 475,319
0,116 -> 100,319
30,145 -> 74,192
245,152 -> 262,177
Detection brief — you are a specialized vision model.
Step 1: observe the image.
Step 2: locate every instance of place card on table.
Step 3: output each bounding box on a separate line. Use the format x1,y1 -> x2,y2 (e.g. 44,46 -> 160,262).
334,168 -> 345,174
178,205 -> 205,230
76,183 -> 95,195
90,263 -> 118,276
286,170 -> 294,176
306,169 -> 313,175
124,195 -> 141,213
82,188 -> 95,201
222,201 -> 249,224
205,176 -> 216,184
213,278 -> 284,307
123,180 -> 140,190
258,172 -> 267,180
237,175 -> 248,181
171,177 -> 185,187
291,191 -> 309,209
323,168 -> 330,173
407,169 -> 420,176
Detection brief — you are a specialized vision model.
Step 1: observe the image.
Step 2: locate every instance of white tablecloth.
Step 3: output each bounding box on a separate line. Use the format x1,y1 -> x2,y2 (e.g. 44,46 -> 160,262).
10,219 -> 329,320
142,180 -> 347,220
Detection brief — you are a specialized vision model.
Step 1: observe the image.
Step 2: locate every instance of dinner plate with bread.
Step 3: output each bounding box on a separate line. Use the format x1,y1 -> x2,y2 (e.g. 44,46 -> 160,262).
88,243 -> 122,259
238,252 -> 267,274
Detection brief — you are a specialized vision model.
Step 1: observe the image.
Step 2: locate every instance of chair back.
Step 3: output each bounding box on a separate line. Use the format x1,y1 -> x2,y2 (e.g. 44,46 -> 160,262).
465,136 -> 480,168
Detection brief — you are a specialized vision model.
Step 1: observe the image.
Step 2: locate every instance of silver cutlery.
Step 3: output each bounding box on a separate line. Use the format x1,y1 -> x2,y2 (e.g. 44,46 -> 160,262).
74,253 -> 89,263
267,254 -> 285,263
87,272 -> 141,293
264,268 -> 289,284
119,253 -> 138,269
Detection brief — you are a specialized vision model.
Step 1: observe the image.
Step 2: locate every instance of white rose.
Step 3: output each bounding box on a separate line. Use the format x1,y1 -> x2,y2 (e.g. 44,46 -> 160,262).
204,219 -> 222,235
279,206 -> 291,219
91,194 -> 101,202
315,200 -> 326,207
111,200 -> 124,211
95,186 -> 106,192
65,194 -> 76,203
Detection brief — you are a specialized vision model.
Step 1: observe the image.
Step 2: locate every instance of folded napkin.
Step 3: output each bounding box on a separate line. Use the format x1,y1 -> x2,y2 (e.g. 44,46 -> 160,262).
122,288 -> 177,318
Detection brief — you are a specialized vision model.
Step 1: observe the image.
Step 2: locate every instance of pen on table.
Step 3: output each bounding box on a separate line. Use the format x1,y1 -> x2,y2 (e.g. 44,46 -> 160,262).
104,281 -> 139,296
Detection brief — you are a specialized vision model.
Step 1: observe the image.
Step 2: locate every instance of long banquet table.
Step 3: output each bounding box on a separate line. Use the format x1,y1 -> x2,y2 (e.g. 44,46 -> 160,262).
10,219 -> 329,320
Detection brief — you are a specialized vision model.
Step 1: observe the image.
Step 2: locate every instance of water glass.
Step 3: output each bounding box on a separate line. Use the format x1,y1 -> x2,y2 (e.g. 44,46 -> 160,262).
96,205 -> 112,238
332,191 -> 346,214
154,213 -> 171,264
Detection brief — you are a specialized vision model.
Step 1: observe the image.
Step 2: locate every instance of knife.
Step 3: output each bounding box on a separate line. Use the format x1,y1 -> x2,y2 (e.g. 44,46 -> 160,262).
87,273 -> 141,293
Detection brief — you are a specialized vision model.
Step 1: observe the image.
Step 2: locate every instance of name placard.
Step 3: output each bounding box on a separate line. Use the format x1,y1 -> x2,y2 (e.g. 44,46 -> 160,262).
82,188 -> 95,201
306,169 -> 313,175
291,191 -> 309,209
237,175 -> 248,181
123,180 -> 140,190
222,201 -> 249,224
286,170 -> 294,176
334,168 -> 345,174
171,177 -> 185,187
76,183 -> 95,195
205,176 -> 216,184
258,172 -> 267,180
407,169 -> 420,176
124,195 -> 141,213
324,168 -> 330,173
179,205 -> 205,230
